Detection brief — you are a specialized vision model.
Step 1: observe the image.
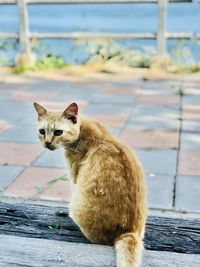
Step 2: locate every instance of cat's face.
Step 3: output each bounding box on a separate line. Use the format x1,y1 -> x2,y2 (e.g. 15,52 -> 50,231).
34,102 -> 80,151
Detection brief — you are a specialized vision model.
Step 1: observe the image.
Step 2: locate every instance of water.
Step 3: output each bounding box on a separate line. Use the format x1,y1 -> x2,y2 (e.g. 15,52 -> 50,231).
0,2 -> 199,65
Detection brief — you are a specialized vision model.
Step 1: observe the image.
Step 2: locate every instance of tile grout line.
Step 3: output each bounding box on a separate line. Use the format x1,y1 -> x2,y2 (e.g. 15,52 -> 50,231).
118,80 -> 144,137
2,165 -> 27,196
172,77 -> 185,209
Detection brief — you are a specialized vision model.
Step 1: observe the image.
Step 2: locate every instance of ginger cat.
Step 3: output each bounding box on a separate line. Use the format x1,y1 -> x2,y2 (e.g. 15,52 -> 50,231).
34,102 -> 148,267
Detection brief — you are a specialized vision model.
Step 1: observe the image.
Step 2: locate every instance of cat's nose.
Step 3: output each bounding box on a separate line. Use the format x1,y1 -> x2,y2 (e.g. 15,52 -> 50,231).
45,141 -> 51,147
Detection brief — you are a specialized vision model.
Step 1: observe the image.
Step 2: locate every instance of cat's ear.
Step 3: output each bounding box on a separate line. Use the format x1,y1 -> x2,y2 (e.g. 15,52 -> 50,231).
33,102 -> 47,117
62,103 -> 78,124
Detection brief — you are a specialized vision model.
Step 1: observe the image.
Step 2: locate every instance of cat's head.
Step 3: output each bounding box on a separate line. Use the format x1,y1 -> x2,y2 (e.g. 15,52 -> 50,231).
33,102 -> 80,151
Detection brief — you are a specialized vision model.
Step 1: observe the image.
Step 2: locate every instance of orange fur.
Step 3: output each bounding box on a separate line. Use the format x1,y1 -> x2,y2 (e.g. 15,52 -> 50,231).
34,102 -> 148,267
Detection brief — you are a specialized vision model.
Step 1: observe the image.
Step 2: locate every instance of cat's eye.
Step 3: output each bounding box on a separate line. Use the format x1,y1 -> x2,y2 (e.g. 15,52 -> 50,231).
39,129 -> 45,135
54,130 -> 63,136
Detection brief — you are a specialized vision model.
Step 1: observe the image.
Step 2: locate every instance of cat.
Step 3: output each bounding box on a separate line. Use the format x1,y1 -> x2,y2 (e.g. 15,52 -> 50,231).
34,102 -> 148,267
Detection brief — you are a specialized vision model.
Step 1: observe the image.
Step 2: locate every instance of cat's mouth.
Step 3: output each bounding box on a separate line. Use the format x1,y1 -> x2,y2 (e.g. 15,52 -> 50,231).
45,144 -> 56,151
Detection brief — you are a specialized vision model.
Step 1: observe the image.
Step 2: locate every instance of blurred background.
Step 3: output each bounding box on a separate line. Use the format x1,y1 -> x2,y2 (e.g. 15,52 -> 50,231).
0,0 -> 200,69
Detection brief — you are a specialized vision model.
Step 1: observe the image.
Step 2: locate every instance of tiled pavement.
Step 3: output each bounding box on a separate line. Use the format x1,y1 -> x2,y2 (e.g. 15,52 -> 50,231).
0,72 -> 200,214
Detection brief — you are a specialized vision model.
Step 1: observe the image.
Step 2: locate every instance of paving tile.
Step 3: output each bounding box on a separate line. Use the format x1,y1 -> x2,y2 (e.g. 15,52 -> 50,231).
0,126 -> 39,143
120,130 -> 179,149
138,87 -> 177,96
108,128 -> 121,137
180,133 -> 200,151
140,87 -> 177,96
182,105 -> 200,120
102,87 -> 139,95
89,114 -> 128,128
183,95 -> 200,106
182,120 -> 200,133
84,103 -> 131,115
4,167 -> 71,202
143,80 -> 181,90
175,175 -> 200,212
126,116 -> 180,131
10,90 -> 55,102
28,80 -> 70,93
0,82 -> 28,91
52,86 -> 99,102
0,165 -> 24,191
91,93 -> 135,105
19,111 -> 38,126
0,91 -> 12,100
136,95 -> 180,105
178,151 -> 200,176
130,104 -> 179,119
0,142 -> 43,166
33,149 -> 66,168
58,80 -> 99,88
0,100 -> 34,124
183,79 -> 200,88
182,87 -> 200,95
146,173 -> 174,209
135,149 -> 177,175
104,81 -> 142,88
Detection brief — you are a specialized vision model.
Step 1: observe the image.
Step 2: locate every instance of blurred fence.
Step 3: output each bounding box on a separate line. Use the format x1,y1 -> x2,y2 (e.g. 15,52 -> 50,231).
0,0 -> 197,60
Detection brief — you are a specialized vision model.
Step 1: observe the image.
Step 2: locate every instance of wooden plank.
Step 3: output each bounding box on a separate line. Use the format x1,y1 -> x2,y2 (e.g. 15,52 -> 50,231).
0,202 -> 200,254
0,33 -> 19,39
0,235 -> 200,267
157,0 -> 168,55
166,32 -> 193,39
195,33 -> 200,40
29,32 -> 195,40
0,0 -> 193,4
18,0 -> 30,54
0,0 -> 16,3
26,0 -> 193,3
0,32 -> 196,40
30,32 -> 157,39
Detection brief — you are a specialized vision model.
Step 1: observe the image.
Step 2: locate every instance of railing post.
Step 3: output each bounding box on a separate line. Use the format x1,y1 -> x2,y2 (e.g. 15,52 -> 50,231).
16,0 -> 36,66
157,0 -> 168,56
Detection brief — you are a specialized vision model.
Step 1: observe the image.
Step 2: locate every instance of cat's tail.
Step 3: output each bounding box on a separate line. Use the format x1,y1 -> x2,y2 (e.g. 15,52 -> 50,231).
114,232 -> 144,267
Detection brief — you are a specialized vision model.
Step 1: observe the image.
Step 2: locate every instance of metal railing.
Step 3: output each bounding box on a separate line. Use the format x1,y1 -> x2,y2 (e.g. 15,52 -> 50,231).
0,0 -> 196,61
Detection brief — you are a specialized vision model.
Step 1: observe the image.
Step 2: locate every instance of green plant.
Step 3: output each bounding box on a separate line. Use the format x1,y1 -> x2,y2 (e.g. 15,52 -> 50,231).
32,53 -> 66,71
0,40 -> 18,67
14,65 -> 29,74
14,53 -> 67,74
56,210 -> 68,217
170,41 -> 200,73
182,63 -> 200,73
176,86 -> 185,96
142,76 -> 149,81
13,38 -> 68,73
75,39 -> 153,68
0,54 -> 9,67
31,40 -> 67,70
171,41 -> 190,64
48,223 -> 60,230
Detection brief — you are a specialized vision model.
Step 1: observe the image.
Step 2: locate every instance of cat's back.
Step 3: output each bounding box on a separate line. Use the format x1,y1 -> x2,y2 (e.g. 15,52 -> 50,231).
88,117 -> 142,170
70,118 -> 147,244
79,117 -> 145,193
